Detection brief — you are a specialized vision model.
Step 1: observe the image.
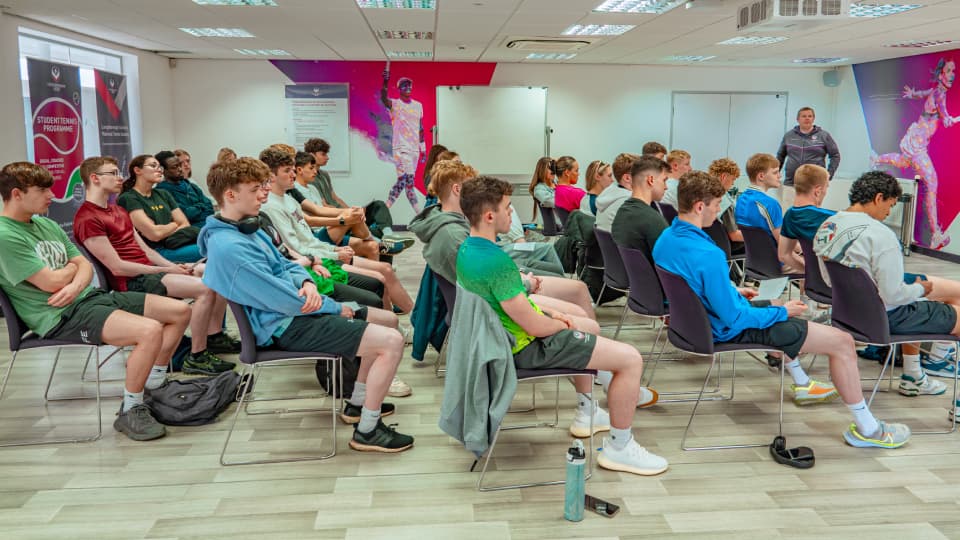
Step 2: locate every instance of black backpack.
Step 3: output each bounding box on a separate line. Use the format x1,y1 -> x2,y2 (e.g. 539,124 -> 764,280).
314,357 -> 359,398
144,371 -> 253,426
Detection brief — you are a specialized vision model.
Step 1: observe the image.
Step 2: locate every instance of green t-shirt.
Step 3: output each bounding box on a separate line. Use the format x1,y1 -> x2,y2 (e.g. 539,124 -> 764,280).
117,188 -> 179,247
0,216 -> 93,336
456,236 -> 542,353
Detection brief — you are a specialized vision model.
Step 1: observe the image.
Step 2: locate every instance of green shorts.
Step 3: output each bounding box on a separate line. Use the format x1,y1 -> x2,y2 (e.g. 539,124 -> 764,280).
126,273 -> 167,295
44,289 -> 147,345
513,329 -> 596,371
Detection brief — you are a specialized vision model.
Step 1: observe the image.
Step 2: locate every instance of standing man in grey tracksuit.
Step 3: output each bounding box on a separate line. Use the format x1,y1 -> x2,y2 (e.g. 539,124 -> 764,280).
775,106 -> 841,211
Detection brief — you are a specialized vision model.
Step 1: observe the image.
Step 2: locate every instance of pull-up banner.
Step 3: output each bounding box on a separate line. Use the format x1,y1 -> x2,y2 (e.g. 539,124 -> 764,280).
94,69 -> 132,174
27,58 -> 85,231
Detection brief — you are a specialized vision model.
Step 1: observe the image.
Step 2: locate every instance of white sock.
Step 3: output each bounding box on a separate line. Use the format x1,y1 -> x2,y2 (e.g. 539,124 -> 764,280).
596,370 -> 613,393
577,393 -> 593,416
786,359 -> 810,386
145,365 -> 168,390
349,382 -> 366,407
847,399 -> 880,437
608,427 -> 633,450
383,226 -> 395,237
123,389 -> 144,412
930,342 -> 956,360
902,354 -> 922,379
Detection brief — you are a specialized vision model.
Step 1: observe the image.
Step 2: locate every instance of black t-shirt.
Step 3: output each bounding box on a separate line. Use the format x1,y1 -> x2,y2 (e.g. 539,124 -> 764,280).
611,197 -> 667,265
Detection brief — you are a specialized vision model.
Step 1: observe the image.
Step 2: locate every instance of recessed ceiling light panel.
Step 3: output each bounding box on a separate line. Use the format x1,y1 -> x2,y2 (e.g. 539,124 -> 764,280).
849,2 -> 921,17
377,30 -> 434,39
192,0 -> 277,5
526,53 -> 577,60
357,0 -> 436,8
885,39 -> 954,48
718,35 -> 788,45
562,24 -> 635,36
592,0 -> 686,14
386,51 -> 433,58
793,57 -> 848,63
664,55 -> 715,62
179,27 -> 255,37
234,48 -> 290,55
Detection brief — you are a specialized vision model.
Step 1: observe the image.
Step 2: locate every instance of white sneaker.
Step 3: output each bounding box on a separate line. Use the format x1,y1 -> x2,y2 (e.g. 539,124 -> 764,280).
597,436 -> 669,476
569,403 -> 610,438
399,323 -> 413,345
898,373 -> 947,397
388,376 -> 412,397
637,387 -> 660,408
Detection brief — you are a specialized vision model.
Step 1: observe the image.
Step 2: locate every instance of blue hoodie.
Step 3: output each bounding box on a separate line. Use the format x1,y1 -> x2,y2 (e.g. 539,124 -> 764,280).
198,215 -> 341,346
652,218 -> 787,342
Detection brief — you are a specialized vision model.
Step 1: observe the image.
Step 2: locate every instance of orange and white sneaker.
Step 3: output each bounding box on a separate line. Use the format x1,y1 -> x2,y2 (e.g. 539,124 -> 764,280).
792,379 -> 839,405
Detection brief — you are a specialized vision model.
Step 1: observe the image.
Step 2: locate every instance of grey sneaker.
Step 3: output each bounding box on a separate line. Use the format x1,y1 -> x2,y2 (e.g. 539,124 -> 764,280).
114,404 -> 166,441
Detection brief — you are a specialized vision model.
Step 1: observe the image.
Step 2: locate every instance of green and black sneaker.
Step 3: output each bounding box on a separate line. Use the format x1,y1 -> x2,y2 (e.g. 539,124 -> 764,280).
340,402 -> 396,425
349,420 -> 414,453
183,350 -> 236,375
206,332 -> 242,354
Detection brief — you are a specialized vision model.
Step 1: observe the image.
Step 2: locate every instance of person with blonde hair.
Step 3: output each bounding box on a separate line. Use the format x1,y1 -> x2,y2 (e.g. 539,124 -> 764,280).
659,149 -> 691,209
579,160 -> 613,216
216,147 -> 237,163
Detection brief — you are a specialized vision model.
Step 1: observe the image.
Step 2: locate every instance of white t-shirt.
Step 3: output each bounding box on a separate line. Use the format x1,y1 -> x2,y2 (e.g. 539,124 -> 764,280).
390,98 -> 423,151
813,210 -> 923,310
260,192 -> 337,261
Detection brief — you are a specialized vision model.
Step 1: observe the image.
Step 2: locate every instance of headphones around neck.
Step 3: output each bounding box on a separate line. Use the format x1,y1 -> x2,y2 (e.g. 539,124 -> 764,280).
215,213 -> 260,234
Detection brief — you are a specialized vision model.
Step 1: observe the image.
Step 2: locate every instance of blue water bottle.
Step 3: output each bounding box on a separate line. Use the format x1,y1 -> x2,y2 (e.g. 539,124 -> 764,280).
564,439 -> 586,522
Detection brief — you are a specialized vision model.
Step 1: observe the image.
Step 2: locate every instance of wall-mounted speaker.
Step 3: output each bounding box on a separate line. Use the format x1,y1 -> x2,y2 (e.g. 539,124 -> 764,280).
823,70 -> 840,87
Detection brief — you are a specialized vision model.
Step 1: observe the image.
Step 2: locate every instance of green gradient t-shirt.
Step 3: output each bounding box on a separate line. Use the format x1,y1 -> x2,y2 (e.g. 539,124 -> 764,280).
456,236 -> 542,353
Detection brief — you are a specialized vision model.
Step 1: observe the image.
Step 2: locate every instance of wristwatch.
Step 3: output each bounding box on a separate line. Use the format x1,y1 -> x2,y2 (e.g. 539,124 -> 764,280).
339,216 -> 346,226
306,254 -> 316,265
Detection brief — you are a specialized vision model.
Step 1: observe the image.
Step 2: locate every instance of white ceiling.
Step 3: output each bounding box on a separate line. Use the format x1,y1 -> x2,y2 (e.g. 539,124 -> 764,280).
3,0 -> 960,67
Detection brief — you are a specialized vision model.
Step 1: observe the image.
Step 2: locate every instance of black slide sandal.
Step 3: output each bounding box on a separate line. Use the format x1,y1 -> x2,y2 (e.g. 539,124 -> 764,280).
769,435 -> 815,469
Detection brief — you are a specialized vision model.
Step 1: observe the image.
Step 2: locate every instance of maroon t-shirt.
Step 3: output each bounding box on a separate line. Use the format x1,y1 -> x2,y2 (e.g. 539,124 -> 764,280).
74,201 -> 152,291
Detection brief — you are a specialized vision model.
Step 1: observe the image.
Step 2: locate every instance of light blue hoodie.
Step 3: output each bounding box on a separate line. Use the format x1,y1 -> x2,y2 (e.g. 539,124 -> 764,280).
198,215 -> 341,346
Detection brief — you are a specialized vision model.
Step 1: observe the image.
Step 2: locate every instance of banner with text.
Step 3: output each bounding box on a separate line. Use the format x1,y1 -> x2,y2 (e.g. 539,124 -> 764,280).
94,69 -> 133,175
27,58 -> 85,231
284,84 -> 350,172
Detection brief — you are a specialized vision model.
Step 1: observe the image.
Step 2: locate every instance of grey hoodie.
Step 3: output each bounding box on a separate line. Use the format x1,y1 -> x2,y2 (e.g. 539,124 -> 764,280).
776,125 -> 840,185
594,182 -> 631,231
409,205 -> 469,284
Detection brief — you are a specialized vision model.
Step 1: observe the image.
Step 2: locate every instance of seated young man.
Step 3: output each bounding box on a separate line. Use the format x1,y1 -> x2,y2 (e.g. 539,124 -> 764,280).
659,149 -> 691,210
708,157 -> 744,255
154,150 -> 215,227
814,171 -> 960,396
654,170 -> 911,448
735,153 -> 804,273
74,156 -> 238,375
641,141 -> 667,160
304,138 -> 403,242
0,162 -> 191,441
199,157 -> 414,452
458,175 -> 668,474
409,160 -> 596,322
611,155 -> 670,262
594,152 -> 639,232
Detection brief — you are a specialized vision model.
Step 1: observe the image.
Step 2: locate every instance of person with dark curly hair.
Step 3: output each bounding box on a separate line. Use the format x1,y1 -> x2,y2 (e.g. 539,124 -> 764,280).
814,170 -> 960,400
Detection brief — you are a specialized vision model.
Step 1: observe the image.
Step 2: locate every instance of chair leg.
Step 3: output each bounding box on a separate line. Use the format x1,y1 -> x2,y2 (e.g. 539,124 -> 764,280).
613,302 -> 630,340
867,346 -> 897,408
592,282 -> 607,309
0,350 -> 19,400
912,340 -> 960,435
435,336 -> 448,378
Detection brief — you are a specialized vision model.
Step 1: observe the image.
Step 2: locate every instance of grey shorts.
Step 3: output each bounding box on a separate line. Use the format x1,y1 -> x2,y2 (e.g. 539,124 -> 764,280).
45,289 -> 147,345
887,301 -> 957,336
513,329 -> 596,371
126,273 -> 167,295
724,317 -> 809,359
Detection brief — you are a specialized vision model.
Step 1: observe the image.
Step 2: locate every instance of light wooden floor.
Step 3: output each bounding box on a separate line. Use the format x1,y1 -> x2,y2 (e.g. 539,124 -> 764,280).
2,242 -> 960,539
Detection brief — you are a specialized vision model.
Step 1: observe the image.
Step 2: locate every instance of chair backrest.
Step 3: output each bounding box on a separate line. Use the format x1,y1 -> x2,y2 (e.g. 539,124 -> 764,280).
821,260 -> 890,343
657,202 -> 678,224
554,206 -> 571,228
74,241 -> 113,292
593,227 -> 630,291
797,237 -> 832,302
432,270 -> 457,326
226,300 -> 260,365
704,219 -> 733,259
536,200 -> 560,236
739,225 -> 783,278
618,246 -> 666,317
655,266 -> 715,354
0,287 -> 29,351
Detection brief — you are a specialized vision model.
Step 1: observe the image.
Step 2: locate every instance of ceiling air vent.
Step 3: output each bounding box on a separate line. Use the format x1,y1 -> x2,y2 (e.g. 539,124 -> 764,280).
504,39 -> 593,52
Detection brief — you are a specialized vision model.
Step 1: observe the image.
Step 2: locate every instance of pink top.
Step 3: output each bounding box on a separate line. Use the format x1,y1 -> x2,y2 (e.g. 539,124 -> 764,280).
554,184 -> 586,212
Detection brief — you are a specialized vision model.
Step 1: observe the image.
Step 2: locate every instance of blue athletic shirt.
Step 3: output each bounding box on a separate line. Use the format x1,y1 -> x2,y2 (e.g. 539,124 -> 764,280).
734,185 -> 782,238
781,205 -> 836,241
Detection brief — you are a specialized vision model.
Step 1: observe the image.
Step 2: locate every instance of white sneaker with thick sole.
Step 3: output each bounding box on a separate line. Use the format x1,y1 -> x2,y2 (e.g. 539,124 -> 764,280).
569,403 -> 610,438
898,373 -> 946,397
637,387 -> 660,408
387,376 -> 412,397
597,437 -> 669,476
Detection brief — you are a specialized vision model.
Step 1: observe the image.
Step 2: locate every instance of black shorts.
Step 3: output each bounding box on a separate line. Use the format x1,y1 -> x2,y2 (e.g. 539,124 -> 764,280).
126,273 -> 167,295
44,289 -> 146,345
513,329 -> 596,371
273,310 -> 369,361
888,301 -> 957,335
724,317 -> 809,359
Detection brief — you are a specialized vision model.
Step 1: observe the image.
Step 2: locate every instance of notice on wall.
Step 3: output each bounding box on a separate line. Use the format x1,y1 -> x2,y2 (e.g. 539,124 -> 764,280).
284,84 -> 349,172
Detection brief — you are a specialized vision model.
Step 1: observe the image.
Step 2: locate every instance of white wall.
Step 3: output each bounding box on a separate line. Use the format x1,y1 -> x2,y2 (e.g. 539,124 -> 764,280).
0,12 -> 29,166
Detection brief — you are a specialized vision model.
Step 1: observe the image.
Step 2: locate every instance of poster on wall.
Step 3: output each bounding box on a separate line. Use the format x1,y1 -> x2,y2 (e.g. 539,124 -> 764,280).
94,69 -> 132,175
854,50 -> 960,253
27,58 -> 85,231
272,60 -> 497,214
284,83 -> 350,172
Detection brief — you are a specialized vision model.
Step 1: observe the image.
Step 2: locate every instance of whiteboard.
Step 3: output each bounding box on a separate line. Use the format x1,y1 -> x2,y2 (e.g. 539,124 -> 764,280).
670,92 -> 787,176
436,86 -> 547,176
